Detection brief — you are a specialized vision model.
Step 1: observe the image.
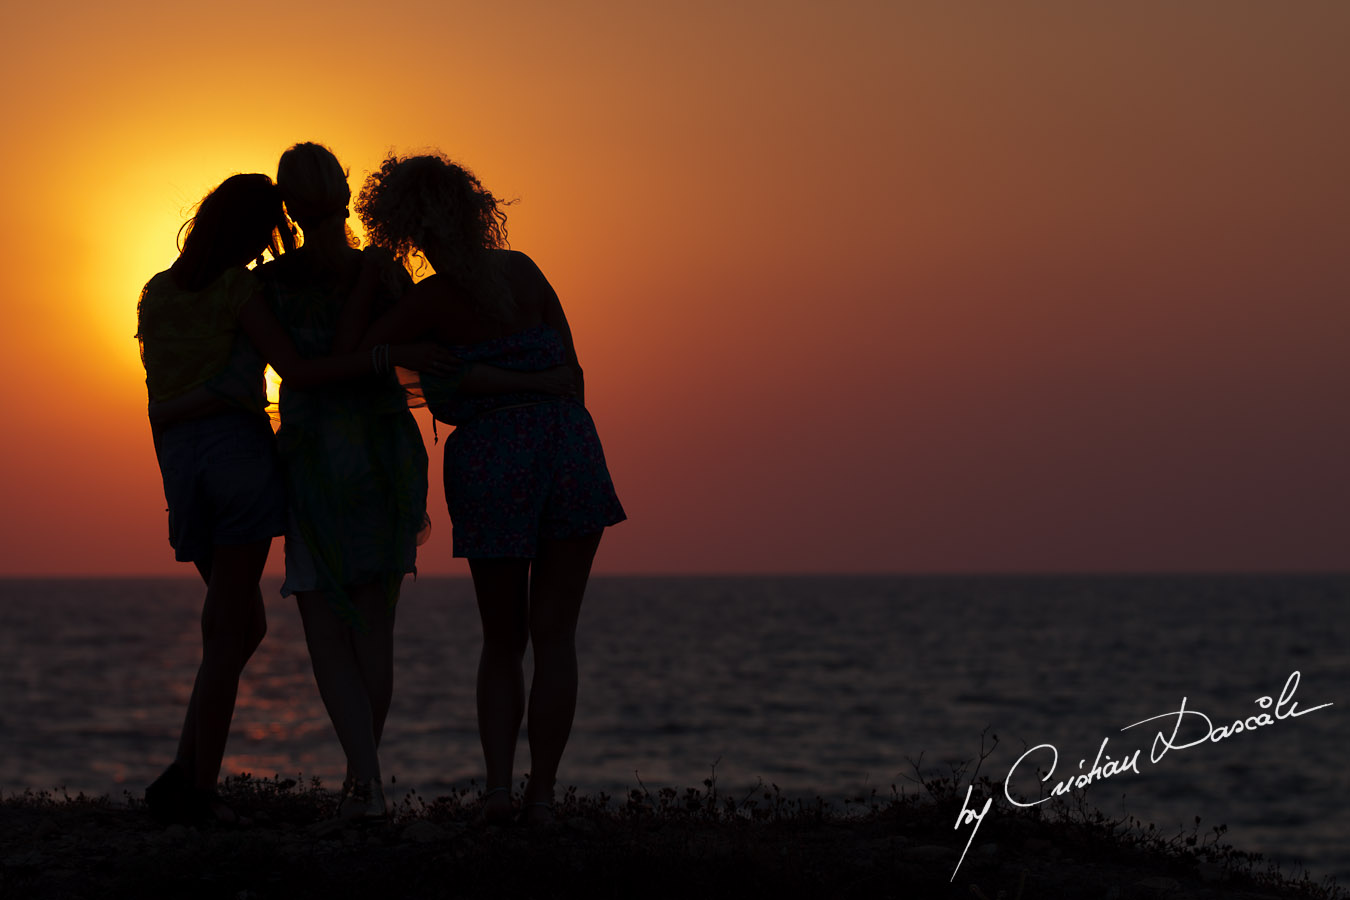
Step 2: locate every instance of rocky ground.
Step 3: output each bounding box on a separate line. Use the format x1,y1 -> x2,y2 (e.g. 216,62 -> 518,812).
0,775 -> 1342,900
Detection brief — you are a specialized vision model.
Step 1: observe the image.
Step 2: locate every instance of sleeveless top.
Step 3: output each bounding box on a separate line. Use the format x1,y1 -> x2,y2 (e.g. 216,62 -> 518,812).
422,324 -> 564,425
136,266 -> 268,416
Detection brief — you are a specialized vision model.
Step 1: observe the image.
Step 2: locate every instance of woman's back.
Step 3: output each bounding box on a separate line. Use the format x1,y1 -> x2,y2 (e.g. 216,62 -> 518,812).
138,266 -> 268,415
262,246 -> 368,352
262,247 -> 412,417
418,249 -> 548,346
259,242 -> 427,611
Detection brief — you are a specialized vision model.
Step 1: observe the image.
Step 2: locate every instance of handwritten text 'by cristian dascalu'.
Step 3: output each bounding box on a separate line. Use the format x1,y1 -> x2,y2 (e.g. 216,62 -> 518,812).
949,670 -> 1333,881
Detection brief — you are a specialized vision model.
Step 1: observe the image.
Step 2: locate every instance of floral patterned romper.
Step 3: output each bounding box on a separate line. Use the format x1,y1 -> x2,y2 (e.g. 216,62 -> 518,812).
425,324 -> 625,558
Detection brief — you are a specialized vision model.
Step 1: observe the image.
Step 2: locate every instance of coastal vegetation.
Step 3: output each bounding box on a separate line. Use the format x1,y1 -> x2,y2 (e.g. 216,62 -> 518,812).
1,757 -> 1342,900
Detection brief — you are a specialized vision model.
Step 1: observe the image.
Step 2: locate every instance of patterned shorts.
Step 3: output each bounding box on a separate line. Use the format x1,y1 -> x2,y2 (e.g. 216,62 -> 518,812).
444,400 -> 626,558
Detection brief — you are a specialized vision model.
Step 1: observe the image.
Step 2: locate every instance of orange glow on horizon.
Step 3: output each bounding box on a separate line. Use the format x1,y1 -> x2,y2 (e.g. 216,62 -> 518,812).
1,3 -> 1347,575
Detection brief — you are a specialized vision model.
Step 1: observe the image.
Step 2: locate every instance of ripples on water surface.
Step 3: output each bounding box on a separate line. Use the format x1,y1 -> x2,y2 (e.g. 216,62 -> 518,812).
0,575 -> 1345,882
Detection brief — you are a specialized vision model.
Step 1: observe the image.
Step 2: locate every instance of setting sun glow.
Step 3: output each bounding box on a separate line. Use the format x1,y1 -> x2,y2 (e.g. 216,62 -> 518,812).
0,2 -> 1346,575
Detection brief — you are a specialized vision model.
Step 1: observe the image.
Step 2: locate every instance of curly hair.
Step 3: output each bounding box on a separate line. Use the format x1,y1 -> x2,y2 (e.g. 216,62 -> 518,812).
356,152 -> 514,318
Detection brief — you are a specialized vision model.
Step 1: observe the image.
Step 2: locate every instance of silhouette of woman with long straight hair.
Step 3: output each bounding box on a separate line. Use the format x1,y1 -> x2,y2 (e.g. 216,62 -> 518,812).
138,173 -> 453,825
356,152 -> 625,825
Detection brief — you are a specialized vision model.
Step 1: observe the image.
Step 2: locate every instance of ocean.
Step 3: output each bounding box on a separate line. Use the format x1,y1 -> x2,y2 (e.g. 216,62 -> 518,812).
0,575 -> 1345,883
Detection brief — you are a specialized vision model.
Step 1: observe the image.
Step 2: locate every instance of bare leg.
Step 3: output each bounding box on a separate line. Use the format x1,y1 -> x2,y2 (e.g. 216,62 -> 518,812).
174,541 -> 270,792
467,558 -> 530,820
169,559 -> 214,778
297,589 -> 389,783
522,533 -> 602,813
349,582 -> 399,751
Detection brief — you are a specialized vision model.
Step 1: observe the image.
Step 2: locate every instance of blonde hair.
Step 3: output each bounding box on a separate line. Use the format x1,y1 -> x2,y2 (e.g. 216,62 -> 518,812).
356,152 -> 514,319
277,142 -> 357,276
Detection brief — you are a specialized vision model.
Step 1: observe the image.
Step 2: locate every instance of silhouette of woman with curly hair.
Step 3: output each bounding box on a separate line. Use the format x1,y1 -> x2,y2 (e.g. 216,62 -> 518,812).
356,152 -> 625,825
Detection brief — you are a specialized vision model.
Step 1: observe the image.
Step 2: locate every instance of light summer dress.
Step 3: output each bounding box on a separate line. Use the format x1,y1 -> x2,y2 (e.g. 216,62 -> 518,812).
260,252 -> 428,623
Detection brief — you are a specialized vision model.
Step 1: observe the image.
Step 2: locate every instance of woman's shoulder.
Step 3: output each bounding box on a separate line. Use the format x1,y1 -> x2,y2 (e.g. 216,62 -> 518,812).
361,245 -> 413,288
495,248 -> 544,280
407,270 -> 443,297
141,268 -> 174,298
495,249 -> 553,309
138,267 -> 256,337
256,253 -> 300,284
407,272 -> 468,323
143,265 -> 255,303
204,266 -> 259,316
258,247 -> 359,279
221,265 -> 259,290
138,270 -> 177,327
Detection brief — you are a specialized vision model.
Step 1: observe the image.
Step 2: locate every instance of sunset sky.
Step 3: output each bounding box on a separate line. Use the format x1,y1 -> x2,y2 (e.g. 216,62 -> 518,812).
0,1 -> 1346,575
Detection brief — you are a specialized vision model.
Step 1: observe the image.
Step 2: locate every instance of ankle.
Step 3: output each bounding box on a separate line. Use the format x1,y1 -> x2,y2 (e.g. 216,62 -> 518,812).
337,777 -> 387,821
517,800 -> 555,826
523,779 -> 555,806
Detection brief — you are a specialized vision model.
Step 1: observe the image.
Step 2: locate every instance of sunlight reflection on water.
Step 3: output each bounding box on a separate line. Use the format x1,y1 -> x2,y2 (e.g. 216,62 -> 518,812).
0,574 -> 1345,881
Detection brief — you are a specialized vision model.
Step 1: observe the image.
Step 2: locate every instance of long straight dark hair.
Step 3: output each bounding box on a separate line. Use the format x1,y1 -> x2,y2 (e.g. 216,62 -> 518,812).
171,174 -> 294,291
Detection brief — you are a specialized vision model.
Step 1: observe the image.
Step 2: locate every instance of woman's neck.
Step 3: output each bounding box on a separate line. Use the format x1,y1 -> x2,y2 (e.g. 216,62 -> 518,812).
299,217 -> 348,248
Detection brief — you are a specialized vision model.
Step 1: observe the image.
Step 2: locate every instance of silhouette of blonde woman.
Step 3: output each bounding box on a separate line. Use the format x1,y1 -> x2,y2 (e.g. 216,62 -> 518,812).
258,143 -> 428,822
356,152 -> 625,825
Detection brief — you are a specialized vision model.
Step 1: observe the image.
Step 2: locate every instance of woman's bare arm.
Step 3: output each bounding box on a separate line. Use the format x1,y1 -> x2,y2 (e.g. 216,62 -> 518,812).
148,287 -> 454,426
238,290 -> 452,389
359,280 -> 576,396
518,252 -> 584,404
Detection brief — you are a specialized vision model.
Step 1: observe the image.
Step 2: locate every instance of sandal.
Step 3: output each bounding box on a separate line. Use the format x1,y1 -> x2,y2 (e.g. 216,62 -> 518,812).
337,772 -> 356,811
312,778 -> 386,836
337,778 -> 387,823
473,787 -> 514,827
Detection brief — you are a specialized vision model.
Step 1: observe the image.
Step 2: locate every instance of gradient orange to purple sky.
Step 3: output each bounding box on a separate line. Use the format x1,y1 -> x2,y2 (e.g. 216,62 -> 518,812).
0,2 -> 1346,575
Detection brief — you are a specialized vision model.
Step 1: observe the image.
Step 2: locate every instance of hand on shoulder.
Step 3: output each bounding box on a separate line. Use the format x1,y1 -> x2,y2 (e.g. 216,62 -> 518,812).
361,245 -> 414,293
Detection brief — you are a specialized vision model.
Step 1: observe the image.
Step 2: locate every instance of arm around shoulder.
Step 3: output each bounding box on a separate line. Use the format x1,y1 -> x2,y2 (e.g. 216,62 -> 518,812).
237,290 -> 375,389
